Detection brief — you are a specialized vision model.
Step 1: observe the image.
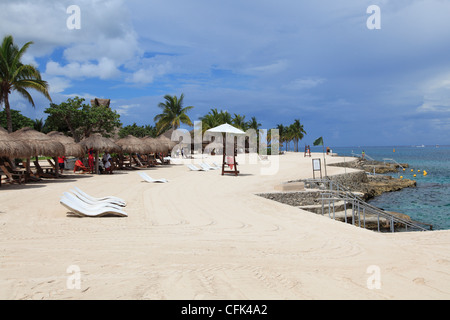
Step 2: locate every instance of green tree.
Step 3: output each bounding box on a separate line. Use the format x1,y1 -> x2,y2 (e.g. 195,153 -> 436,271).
32,118 -> 46,132
288,119 -> 307,152
199,108 -> 233,133
276,124 -> 287,151
232,113 -> 248,131
45,96 -> 121,142
0,35 -> 51,132
119,123 -> 157,138
154,93 -> 194,134
247,116 -> 261,131
0,108 -> 33,131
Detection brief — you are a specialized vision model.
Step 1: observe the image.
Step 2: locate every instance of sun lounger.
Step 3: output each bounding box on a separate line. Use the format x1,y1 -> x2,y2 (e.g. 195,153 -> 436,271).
138,172 -> 168,183
60,194 -> 128,217
201,163 -> 219,170
73,186 -> 127,207
63,192 -> 123,210
69,189 -> 125,208
187,164 -> 208,171
209,162 -> 221,169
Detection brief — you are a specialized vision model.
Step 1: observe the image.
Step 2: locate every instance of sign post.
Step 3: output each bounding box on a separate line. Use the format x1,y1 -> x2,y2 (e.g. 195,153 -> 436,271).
312,158 -> 322,179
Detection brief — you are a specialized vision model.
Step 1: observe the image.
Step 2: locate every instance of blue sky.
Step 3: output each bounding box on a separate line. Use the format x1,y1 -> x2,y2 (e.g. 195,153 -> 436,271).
1,0 -> 450,147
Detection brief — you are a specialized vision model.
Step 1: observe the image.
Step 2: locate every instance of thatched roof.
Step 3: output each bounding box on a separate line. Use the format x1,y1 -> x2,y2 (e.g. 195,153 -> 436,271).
141,136 -> 165,153
0,127 -> 34,158
115,135 -> 152,154
157,134 -> 177,151
47,131 -> 85,157
79,133 -> 121,153
10,127 -> 65,157
90,98 -> 110,107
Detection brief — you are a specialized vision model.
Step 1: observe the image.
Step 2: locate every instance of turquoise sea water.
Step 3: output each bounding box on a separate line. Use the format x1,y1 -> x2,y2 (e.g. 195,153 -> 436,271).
311,145 -> 450,230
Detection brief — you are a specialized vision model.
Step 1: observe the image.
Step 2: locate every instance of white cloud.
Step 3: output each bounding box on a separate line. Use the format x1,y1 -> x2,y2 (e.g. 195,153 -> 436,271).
46,57 -> 121,80
114,104 -> 140,116
417,71 -> 450,113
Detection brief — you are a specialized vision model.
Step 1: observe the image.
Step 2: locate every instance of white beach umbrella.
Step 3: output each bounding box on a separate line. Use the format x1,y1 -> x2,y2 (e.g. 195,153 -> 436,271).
206,123 -> 245,176
206,123 -> 246,135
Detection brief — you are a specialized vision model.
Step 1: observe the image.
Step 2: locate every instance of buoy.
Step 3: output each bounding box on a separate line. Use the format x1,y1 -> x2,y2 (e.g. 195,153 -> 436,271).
423,171 -> 428,176
403,168 -> 406,171
400,176 -> 403,179
411,169 -> 414,172
418,169 -> 421,172
413,174 -> 417,177
393,148 -> 396,152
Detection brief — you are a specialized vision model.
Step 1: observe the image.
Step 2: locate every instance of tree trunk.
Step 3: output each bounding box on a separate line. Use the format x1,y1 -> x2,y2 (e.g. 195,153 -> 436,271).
4,95 -> 12,133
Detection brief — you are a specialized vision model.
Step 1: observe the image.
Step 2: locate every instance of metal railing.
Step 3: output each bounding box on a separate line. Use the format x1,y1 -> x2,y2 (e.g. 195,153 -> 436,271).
303,178 -> 431,232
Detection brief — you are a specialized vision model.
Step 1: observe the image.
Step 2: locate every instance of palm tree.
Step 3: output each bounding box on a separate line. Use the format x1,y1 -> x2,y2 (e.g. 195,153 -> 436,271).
276,124 -> 287,151
154,93 -> 194,134
288,119 -> 307,152
199,108 -> 233,133
247,116 -> 261,131
232,113 -> 247,131
32,118 -> 45,132
0,35 -> 51,133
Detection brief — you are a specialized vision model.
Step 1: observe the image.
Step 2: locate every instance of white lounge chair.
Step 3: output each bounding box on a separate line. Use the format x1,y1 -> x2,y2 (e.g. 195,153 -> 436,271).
63,192 -> 123,210
60,194 -> 128,217
201,163 -> 219,170
187,164 -> 208,171
73,186 -> 126,207
209,162 -> 221,169
138,172 -> 168,183
69,190 -> 125,209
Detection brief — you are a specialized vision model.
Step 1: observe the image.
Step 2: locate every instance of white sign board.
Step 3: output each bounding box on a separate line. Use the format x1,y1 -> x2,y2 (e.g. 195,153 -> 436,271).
312,159 -> 322,178
313,159 -> 321,171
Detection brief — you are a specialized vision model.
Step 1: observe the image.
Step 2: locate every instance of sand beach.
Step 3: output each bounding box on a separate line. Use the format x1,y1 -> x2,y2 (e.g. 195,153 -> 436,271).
0,152 -> 449,300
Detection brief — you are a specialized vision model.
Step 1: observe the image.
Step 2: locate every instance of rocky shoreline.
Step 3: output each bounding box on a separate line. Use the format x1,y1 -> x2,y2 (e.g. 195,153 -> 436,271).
257,158 -> 419,231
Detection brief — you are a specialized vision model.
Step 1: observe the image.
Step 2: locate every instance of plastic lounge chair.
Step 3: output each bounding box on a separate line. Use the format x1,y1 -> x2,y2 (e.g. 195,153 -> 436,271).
62,192 -> 125,212
60,194 -> 128,217
187,164 -> 208,171
138,172 -> 168,183
203,162 -> 220,170
200,163 -> 218,170
68,190 -> 125,209
73,186 -> 126,207
213,161 -> 221,167
209,162 -> 221,169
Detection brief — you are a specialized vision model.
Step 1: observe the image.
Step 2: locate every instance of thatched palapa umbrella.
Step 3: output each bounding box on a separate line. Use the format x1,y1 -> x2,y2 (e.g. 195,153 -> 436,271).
10,127 -> 65,176
115,135 -> 153,168
116,135 -> 151,154
141,136 -> 164,153
0,127 -> 33,159
47,131 -> 84,158
157,134 -> 176,153
79,133 -> 121,174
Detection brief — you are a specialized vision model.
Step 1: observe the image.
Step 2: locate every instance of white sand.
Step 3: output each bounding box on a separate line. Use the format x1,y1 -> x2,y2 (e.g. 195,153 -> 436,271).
0,152 -> 449,299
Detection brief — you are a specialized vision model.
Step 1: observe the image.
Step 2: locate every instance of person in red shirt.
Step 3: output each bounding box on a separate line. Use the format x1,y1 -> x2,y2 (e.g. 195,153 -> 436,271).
88,148 -> 94,173
73,159 -> 88,173
58,156 -> 66,174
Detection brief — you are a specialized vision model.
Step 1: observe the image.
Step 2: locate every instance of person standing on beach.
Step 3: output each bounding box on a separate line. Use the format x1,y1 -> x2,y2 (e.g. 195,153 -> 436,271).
362,150 -> 365,160
88,148 -> 94,173
57,156 -> 66,174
